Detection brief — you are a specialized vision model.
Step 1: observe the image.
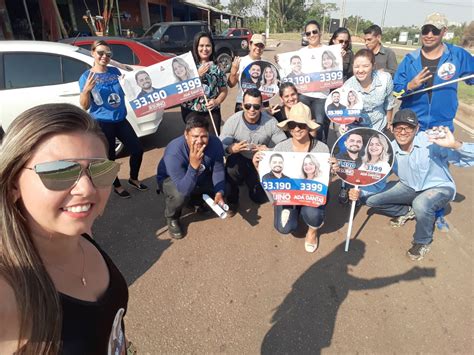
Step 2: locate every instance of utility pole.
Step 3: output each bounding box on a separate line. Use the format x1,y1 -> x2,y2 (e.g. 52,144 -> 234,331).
340,0 -> 346,27
381,0 -> 389,29
265,0 -> 270,39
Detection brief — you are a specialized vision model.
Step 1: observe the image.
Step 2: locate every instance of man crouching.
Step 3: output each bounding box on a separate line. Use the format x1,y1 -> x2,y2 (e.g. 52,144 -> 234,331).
157,113 -> 225,239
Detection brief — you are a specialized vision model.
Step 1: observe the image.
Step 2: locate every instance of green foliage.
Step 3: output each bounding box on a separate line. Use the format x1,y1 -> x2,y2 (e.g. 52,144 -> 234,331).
227,0 -> 262,17
270,0 -> 305,33
345,15 -> 373,35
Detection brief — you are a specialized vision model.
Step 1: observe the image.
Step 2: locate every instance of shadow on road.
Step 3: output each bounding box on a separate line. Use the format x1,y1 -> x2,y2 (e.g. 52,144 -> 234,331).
261,240 -> 435,354
92,176 -> 171,286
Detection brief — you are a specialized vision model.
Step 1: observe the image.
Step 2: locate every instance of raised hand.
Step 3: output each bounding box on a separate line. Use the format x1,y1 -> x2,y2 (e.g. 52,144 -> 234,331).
83,71 -> 97,93
189,141 -> 206,170
407,67 -> 432,91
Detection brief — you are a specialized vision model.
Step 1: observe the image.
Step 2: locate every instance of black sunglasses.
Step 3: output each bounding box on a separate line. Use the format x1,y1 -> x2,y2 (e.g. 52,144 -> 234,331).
96,50 -> 113,58
243,103 -> 261,110
305,29 -> 319,37
337,40 -> 350,44
421,25 -> 441,36
287,122 -> 308,130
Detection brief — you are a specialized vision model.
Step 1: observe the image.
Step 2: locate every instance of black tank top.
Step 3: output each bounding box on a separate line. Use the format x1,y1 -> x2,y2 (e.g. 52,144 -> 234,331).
60,234 -> 129,355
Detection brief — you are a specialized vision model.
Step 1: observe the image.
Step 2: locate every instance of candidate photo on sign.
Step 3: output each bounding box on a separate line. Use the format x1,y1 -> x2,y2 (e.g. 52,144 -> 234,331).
301,154 -> 321,180
321,50 -> 338,71
134,70 -> 158,100
241,62 -> 262,89
172,57 -> 194,82
359,133 -> 392,174
285,55 -> 306,80
259,65 -> 280,95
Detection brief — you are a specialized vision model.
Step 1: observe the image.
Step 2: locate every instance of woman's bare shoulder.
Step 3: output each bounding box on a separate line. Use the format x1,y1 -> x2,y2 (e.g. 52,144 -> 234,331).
0,276 -> 21,352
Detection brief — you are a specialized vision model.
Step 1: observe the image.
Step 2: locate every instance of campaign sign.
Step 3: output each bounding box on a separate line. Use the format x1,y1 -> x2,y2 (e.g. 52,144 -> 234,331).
120,52 -> 203,117
331,128 -> 393,186
240,60 -> 280,102
325,88 -> 363,124
279,45 -> 343,93
258,151 -> 330,207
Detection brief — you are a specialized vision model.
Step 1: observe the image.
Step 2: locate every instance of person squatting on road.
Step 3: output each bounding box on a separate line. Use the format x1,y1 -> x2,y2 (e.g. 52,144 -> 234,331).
220,88 -> 287,216
0,104 -> 130,354
253,102 -> 340,253
157,114 -> 226,239
79,40 -> 147,199
348,109 -> 474,261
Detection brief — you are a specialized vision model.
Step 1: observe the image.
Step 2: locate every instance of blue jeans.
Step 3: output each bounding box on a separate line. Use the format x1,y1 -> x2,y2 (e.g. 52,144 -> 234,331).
274,205 -> 325,234
366,181 -> 455,245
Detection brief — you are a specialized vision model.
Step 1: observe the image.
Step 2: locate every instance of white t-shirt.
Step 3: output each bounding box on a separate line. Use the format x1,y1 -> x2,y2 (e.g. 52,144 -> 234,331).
299,45 -> 329,99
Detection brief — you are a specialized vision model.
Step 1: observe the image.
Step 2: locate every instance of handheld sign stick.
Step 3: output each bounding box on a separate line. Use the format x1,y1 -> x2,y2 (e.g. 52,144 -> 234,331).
345,185 -> 359,252
202,94 -> 219,135
202,194 -> 228,219
395,74 -> 474,100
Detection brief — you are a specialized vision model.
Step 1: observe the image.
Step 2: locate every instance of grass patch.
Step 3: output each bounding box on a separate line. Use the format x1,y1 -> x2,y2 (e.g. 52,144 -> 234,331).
458,82 -> 474,105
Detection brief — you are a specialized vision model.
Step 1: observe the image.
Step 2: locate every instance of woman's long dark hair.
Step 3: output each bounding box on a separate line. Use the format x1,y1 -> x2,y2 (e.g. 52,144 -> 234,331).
329,27 -> 352,50
192,32 -> 216,64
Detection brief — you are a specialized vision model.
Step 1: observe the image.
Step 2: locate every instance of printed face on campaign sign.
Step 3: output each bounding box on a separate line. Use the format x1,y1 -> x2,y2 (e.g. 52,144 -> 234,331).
332,128 -> 393,186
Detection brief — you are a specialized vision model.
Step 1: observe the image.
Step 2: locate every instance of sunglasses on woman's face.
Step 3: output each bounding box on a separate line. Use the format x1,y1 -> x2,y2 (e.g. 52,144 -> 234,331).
243,103 -> 261,111
337,40 -> 349,44
24,159 -> 120,191
305,29 -> 319,37
96,50 -> 113,58
421,25 -> 441,36
287,122 -> 308,130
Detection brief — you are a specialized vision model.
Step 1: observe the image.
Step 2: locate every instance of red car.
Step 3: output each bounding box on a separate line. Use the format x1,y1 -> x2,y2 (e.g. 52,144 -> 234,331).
60,36 -> 174,66
221,28 -> 253,44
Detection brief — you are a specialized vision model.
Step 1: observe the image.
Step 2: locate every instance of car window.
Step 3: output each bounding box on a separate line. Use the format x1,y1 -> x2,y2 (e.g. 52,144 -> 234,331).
4,53 -> 61,89
164,26 -> 185,40
234,30 -> 241,36
144,24 -> 161,38
243,29 -> 250,35
62,56 -> 91,83
109,44 -> 136,65
221,29 -> 229,36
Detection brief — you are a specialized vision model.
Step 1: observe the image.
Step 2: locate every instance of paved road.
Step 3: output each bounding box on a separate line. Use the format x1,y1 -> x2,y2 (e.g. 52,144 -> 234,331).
93,40 -> 474,354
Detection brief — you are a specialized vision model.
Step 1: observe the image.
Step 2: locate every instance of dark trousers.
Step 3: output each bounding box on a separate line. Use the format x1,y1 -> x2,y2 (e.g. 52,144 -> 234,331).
98,119 -> 143,188
159,177 -> 215,219
298,94 -> 330,143
225,154 -> 268,205
180,106 -> 222,135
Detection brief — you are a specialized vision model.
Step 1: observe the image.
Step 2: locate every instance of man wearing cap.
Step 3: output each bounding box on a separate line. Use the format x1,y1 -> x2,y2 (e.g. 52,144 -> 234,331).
228,33 -> 267,112
393,12 -> 474,132
220,88 -> 287,215
349,109 -> 474,260
363,24 -> 398,77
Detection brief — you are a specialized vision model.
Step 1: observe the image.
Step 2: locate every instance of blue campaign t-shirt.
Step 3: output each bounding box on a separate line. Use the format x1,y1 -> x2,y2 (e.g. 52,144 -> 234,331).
79,67 -> 127,122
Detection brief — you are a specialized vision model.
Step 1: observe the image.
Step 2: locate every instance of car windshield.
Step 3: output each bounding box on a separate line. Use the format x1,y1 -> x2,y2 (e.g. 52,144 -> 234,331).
76,47 -> 133,71
143,24 -> 164,39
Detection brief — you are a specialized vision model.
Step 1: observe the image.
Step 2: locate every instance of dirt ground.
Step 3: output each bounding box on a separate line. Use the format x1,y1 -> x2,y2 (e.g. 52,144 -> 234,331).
93,40 -> 474,354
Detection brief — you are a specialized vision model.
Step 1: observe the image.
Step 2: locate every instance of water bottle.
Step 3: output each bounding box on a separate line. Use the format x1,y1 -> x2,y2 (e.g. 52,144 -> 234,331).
91,87 -> 103,105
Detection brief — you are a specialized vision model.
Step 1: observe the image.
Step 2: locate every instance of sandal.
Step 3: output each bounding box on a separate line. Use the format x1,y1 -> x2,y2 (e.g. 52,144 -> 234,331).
305,241 -> 318,253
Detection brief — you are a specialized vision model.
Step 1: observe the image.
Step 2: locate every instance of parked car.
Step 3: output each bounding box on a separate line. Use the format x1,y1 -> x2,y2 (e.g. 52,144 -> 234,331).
60,36 -> 175,66
0,41 -> 163,153
137,21 -> 249,73
221,28 -> 253,44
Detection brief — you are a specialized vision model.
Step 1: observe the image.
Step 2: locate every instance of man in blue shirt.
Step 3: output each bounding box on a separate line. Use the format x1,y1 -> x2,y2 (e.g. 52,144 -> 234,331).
349,109 -> 474,260
157,114 -> 225,238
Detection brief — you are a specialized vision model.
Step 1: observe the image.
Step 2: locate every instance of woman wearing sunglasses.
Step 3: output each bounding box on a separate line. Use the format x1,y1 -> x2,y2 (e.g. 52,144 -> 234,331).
181,32 -> 228,135
79,40 -> 147,199
0,104 -> 130,354
329,27 -> 354,82
253,103 -> 338,253
297,20 -> 331,144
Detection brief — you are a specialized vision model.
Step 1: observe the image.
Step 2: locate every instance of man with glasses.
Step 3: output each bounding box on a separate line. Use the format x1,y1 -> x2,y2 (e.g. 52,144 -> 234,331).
394,13 -> 474,230
220,89 -> 287,216
363,24 -> 398,77
228,34 -> 267,112
349,109 -> 474,260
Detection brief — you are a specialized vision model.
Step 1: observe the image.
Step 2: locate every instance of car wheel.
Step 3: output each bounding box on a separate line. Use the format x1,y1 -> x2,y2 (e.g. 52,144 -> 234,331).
116,138 -> 124,156
217,52 -> 232,73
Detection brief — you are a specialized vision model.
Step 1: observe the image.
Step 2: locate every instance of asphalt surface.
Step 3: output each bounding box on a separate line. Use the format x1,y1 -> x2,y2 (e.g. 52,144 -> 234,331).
93,40 -> 474,354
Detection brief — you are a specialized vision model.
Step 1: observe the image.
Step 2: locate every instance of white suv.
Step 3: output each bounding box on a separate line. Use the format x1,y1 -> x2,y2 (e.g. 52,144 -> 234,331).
0,41 -> 163,153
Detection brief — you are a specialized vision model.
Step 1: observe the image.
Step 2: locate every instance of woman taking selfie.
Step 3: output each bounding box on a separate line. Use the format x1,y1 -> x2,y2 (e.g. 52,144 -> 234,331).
79,40 -> 147,199
0,104 -> 129,354
181,32 -> 228,135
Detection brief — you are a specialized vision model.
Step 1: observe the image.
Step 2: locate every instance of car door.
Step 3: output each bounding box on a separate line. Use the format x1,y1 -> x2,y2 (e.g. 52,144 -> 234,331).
0,52 -> 90,131
161,25 -> 186,54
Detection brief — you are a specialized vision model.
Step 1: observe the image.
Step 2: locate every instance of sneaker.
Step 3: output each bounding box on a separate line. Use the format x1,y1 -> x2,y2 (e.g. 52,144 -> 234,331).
338,188 -> 349,204
167,218 -> 183,239
407,243 -> 431,261
280,209 -> 291,228
390,207 -> 416,227
435,216 -> 450,233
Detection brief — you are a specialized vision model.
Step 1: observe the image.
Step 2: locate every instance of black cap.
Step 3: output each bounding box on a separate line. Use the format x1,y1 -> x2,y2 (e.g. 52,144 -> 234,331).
392,109 -> 419,127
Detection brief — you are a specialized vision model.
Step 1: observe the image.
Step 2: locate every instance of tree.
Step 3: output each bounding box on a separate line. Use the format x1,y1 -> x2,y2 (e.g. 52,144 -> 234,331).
207,0 -> 224,10
227,0 -> 261,18
305,0 -> 338,33
271,0 -> 305,33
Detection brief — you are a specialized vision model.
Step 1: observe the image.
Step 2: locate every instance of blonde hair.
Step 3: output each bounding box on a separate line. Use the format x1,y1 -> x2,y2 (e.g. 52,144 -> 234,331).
0,103 -> 106,354
302,154 -> 321,179
260,65 -> 278,87
362,134 -> 390,164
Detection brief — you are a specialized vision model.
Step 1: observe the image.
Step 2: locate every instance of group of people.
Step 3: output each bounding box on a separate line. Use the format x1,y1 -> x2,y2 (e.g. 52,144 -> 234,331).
0,12 -> 473,353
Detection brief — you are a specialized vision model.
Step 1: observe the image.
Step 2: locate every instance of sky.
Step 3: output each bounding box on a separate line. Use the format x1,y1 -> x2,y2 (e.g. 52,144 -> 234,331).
220,0 -> 473,27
